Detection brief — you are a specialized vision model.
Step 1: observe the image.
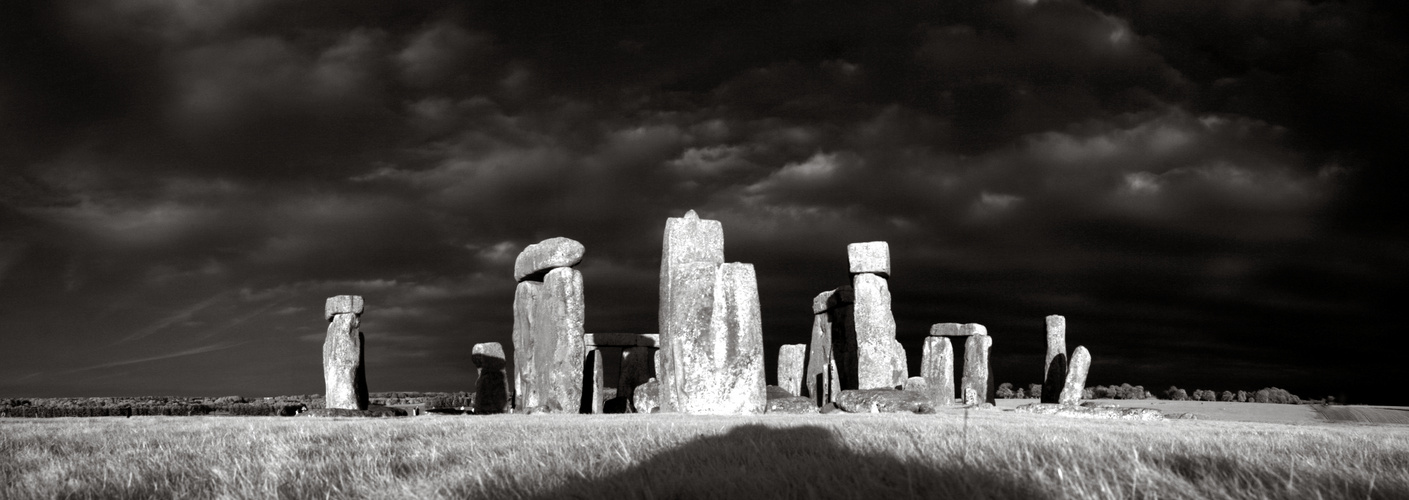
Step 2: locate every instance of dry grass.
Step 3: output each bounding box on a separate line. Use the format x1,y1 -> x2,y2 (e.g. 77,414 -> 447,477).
1314,406 -> 1409,425
3,410 -> 1407,499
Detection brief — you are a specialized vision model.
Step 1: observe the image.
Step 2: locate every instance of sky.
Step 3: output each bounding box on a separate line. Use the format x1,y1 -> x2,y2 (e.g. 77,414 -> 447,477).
2,0 -> 1406,405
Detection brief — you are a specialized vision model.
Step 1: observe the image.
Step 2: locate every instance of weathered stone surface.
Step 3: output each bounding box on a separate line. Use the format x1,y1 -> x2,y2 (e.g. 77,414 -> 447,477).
323,305 -> 368,411
853,272 -> 897,389
585,333 -> 646,347
1060,346 -> 1091,406
633,378 -> 660,414
767,396 -> 820,414
777,344 -> 807,397
512,280 -> 541,411
513,237 -> 585,281
471,342 -> 509,414
904,376 -> 927,392
1015,403 -> 1165,421
588,347 -> 622,414
812,289 -> 835,314
889,339 -> 907,389
530,267 -> 586,413
661,262 -> 766,414
805,290 -> 837,404
324,295 -> 364,321
835,389 -> 933,413
658,209 -> 725,351
920,336 -> 954,405
961,334 -> 993,405
1041,352 -> 1067,404
827,286 -> 859,391
928,323 -> 987,337
1045,314 -> 1067,387
847,241 -> 891,277
299,407 -> 406,418
619,346 -> 656,412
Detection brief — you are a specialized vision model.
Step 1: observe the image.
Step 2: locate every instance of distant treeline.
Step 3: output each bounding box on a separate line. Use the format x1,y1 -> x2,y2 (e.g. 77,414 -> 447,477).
995,383 -> 1313,404
0,391 -> 476,418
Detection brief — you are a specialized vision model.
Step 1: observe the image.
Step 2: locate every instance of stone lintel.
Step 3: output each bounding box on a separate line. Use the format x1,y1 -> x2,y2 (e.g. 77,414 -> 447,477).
928,322 -> 988,337
584,333 -> 660,348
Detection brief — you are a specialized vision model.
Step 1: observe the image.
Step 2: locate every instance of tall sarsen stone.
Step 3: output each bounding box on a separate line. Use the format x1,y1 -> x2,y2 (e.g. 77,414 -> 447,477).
323,295 -> 368,411
852,272 -> 897,389
661,262 -> 766,414
530,267 -> 586,413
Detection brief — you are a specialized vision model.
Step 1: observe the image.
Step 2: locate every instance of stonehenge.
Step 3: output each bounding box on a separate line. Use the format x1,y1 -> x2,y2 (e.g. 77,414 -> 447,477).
804,290 -> 841,405
512,237 -> 587,413
928,322 -> 993,405
471,342 -> 510,414
919,336 -> 954,405
777,344 -> 807,397
1042,315 -> 1093,406
584,333 -> 659,413
323,295 -> 369,410
1060,346 -> 1092,406
849,243 -> 899,390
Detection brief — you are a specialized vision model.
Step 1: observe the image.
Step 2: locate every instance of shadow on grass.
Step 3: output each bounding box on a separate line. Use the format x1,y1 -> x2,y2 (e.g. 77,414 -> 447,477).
464,424 -> 1051,499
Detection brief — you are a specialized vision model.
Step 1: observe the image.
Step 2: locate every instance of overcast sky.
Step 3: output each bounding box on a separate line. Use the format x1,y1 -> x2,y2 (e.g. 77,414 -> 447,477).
2,0 -> 1406,404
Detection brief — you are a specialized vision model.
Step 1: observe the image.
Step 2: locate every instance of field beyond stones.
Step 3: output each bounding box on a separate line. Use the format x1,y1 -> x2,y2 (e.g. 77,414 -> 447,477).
4,404 -> 1408,500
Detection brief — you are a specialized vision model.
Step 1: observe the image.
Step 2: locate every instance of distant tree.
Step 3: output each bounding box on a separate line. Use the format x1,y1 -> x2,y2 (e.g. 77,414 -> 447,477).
1253,387 -> 1301,404
1028,384 -> 1042,400
996,383 -> 1015,399
1164,386 -> 1189,401
1083,387 -> 1095,399
1193,389 -> 1217,401
1235,390 -> 1248,402
1015,388 -> 1026,398
1220,391 -> 1235,402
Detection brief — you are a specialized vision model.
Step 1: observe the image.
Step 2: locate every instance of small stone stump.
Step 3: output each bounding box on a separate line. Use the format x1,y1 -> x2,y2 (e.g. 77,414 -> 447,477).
323,295 -> 368,411
472,342 -> 510,414
920,336 -> 954,404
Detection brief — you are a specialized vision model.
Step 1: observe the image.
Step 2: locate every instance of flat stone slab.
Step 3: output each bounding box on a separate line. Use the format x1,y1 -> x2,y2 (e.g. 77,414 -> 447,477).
584,333 -> 660,347
928,323 -> 987,337
324,295 -> 364,320
835,389 -> 935,414
847,241 -> 890,276
766,396 -> 820,414
1015,403 -> 1167,421
514,237 -> 585,281
299,407 -> 406,418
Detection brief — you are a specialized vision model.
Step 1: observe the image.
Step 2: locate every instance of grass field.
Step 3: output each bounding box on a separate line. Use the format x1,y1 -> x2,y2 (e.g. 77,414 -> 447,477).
3,407 -> 1407,499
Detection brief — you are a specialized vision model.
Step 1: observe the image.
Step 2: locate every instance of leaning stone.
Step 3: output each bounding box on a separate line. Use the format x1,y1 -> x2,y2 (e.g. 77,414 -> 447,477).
661,262 -> 766,414
324,295 -> 364,321
513,237 -> 586,282
512,281 -> 541,411
847,241 -> 891,277
835,389 -> 933,413
1059,346 -> 1091,406
961,335 -> 992,405
530,267 -> 586,413
658,209 -> 725,355
633,378 -> 661,414
323,303 -> 368,411
920,336 -> 954,405
777,344 -> 807,397
1044,314 -> 1067,387
852,273 -> 897,389
471,342 -> 509,414
619,346 -> 655,413
767,396 -> 820,414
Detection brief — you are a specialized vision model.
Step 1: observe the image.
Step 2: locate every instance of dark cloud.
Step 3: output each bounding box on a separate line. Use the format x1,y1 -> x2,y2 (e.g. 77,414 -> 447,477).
1,0 -> 1404,404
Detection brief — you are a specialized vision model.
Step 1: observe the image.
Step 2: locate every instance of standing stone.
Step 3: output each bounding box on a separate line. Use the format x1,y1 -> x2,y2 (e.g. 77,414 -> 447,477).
1041,353 -> 1067,404
530,267 -> 586,413
588,347 -> 622,414
511,281 -> 542,410
619,346 -> 656,412
852,273 -> 897,389
889,339 -> 907,389
1060,346 -> 1091,406
827,286 -> 859,391
920,336 -> 954,405
777,344 -> 807,397
847,241 -> 891,277
658,211 -> 725,398
323,295 -> 368,411
662,262 -> 766,414
805,290 -> 839,404
471,342 -> 509,414
1045,315 -> 1067,386
961,334 -> 993,405
513,237 -> 586,281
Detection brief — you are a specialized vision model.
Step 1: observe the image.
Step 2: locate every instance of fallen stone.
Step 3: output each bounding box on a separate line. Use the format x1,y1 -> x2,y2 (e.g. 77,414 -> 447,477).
324,295 -> 365,321
530,267 -> 586,413
847,241 -> 891,277
835,389 -> 933,413
1059,346 -> 1091,406
513,237 -> 586,281
472,342 -> 510,414
661,262 -> 766,414
767,396 -> 820,414
633,378 -> 661,414
299,407 -> 406,418
619,346 -> 655,413
928,323 -> 987,337
1015,403 -> 1166,421
777,344 -> 807,397
1041,352 -> 1067,404
323,299 -> 368,411
920,336 -> 954,405
1044,314 -> 1067,387
961,335 -> 992,405
511,281 -> 541,411
852,273 -> 897,389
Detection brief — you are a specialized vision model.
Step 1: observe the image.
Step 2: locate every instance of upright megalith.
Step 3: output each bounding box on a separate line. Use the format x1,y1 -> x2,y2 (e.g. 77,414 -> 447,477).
471,342 -> 510,414
853,272 -> 898,389
961,335 -> 993,405
889,339 -> 908,389
662,262 -> 766,414
1041,352 -> 1067,404
777,344 -> 807,397
920,336 -> 954,405
512,281 -> 541,410
1060,346 -> 1091,406
805,290 -> 841,405
323,295 -> 369,410
530,266 -> 586,413
826,286 -> 859,391
659,210 -> 725,343
1044,315 -> 1067,385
